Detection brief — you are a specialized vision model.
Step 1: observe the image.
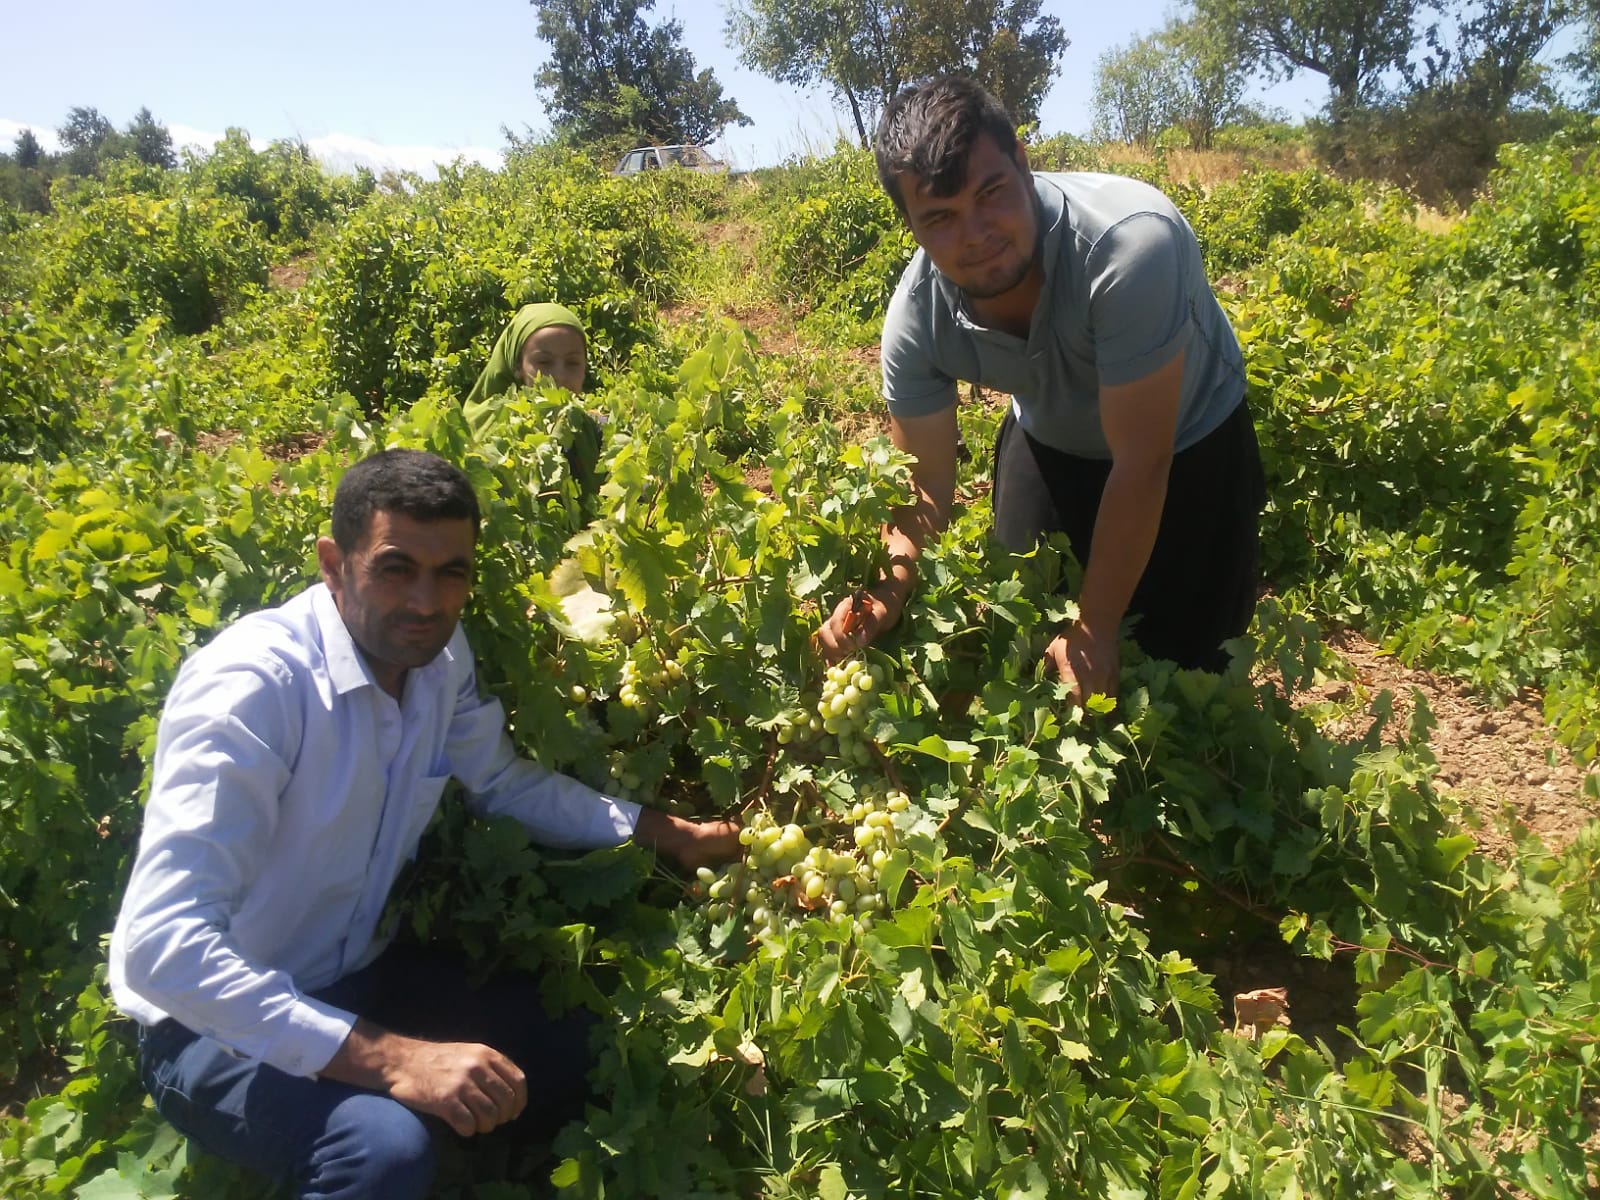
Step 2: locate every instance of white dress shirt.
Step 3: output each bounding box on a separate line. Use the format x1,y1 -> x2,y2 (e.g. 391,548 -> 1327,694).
109,583 -> 639,1078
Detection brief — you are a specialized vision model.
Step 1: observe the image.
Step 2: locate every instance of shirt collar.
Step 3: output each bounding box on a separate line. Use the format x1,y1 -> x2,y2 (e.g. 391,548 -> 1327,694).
309,582 -> 462,699
311,583 -> 374,695
1033,173 -> 1067,289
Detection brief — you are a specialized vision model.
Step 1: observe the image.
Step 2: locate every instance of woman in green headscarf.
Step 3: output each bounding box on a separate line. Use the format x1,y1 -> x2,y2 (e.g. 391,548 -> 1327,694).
463,302 -> 604,494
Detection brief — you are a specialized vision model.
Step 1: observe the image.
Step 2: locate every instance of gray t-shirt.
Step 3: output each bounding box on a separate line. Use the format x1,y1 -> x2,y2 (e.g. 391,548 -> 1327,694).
880,171 -> 1245,459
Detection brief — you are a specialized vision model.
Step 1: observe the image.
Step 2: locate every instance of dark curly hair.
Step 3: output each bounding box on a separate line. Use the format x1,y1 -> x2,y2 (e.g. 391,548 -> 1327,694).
874,76 -> 1020,217
331,449 -> 481,551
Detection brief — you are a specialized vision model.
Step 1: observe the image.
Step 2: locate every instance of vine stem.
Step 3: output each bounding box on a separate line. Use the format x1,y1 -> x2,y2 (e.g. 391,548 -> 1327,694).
743,732 -> 779,815
1323,936 -> 1474,977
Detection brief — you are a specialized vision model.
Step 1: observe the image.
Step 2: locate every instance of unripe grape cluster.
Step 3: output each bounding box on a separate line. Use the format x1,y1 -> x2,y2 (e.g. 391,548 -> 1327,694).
607,752 -> 645,800
773,695 -> 821,747
772,659 -> 886,758
617,652 -> 685,711
696,783 -> 912,943
815,658 -> 884,765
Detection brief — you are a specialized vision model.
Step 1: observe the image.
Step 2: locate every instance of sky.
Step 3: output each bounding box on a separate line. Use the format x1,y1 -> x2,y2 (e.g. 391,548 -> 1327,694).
0,0 -> 1334,176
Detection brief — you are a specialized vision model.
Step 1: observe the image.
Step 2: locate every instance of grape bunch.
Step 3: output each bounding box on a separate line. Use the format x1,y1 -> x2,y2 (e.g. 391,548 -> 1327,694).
617,652 -> 685,711
607,752 -> 645,800
697,783 -> 912,943
773,695 -> 821,746
816,658 -> 885,765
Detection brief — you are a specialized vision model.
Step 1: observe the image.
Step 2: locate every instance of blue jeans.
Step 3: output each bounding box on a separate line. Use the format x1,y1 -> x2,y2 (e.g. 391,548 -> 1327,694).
138,944 -> 598,1200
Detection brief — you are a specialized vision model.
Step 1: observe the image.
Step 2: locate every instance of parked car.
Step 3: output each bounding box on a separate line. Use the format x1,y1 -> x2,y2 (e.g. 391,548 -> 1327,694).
613,144 -> 730,176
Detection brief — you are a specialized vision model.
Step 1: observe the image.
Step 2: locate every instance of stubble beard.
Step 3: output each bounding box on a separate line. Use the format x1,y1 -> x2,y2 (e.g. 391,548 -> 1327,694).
961,252 -> 1037,300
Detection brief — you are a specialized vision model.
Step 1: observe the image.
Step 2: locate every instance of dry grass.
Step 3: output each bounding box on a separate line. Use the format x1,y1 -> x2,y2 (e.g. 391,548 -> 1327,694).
1104,143 -> 1465,232
1362,198 -> 1461,235
1095,144 -> 1317,189
1410,205 -> 1460,235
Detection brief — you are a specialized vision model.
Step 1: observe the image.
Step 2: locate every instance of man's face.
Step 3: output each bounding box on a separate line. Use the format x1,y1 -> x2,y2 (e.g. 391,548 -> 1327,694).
517,325 -> 587,395
896,134 -> 1039,301
318,510 -> 475,690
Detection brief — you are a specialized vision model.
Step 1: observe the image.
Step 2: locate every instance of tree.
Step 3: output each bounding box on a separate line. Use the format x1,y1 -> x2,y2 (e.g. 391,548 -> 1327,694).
726,0 -> 904,145
58,106 -> 115,152
1564,0 -> 1600,105
727,0 -> 1066,146
13,128 -> 43,169
125,107 -> 177,169
1167,17 -> 1255,147
1092,34 -> 1181,146
896,0 -> 1068,127
1416,0 -> 1576,115
1091,19 -> 1251,148
56,105 -> 128,176
532,0 -> 750,145
1192,0 -> 1421,121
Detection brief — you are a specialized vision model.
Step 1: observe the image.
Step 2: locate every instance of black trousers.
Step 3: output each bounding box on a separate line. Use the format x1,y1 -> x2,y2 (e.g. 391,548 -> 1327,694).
991,400 -> 1266,672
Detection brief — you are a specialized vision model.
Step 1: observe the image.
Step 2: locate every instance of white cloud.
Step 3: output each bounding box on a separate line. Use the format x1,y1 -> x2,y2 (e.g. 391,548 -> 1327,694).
301,131 -> 502,178
2,116 -> 500,178
0,119 -> 62,154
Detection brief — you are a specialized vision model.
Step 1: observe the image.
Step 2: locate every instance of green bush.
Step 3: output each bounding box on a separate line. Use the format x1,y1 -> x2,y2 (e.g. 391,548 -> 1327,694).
1211,120 -> 1306,155
307,153 -> 701,413
1188,168 -> 1362,275
185,130 -> 374,243
1023,131 -> 1111,172
764,147 -> 910,319
1438,137 -> 1600,302
30,189 -> 268,334
0,307 -> 104,460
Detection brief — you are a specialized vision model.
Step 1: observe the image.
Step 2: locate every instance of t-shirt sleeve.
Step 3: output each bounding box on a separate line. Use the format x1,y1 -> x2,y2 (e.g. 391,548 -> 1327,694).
880,279 -> 959,418
1087,212 -> 1193,388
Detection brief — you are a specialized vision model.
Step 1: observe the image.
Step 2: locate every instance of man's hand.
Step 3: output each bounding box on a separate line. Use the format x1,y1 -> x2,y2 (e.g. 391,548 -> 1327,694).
1044,621 -> 1120,707
816,407 -> 956,664
634,808 -> 742,872
322,1019 -> 527,1137
815,580 -> 905,664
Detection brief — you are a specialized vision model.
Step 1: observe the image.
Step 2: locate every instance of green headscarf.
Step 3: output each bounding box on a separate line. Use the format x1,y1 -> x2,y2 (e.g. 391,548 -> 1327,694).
462,302 -> 604,504
464,302 -> 586,409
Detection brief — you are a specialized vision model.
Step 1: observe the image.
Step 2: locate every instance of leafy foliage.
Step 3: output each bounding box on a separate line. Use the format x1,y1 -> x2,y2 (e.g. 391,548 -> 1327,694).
1192,0 -> 1422,117
26,187 -> 268,335
184,129 -> 374,244
1093,18 -> 1254,149
1222,141 -> 1600,758
306,150 -> 705,414
762,147 -> 912,322
124,108 -> 177,171
889,0 -> 1068,128
2,135 -> 1599,1200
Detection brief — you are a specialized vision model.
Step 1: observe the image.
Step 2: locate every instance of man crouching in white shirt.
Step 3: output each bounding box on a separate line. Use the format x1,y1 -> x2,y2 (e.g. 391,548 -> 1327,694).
109,448 -> 740,1199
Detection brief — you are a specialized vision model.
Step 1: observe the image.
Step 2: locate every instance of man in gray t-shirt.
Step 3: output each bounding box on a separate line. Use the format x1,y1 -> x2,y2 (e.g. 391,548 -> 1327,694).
817,76 -> 1265,698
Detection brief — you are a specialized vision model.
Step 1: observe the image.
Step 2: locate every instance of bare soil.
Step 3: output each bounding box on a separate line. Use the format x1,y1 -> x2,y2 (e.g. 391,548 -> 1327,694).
194,430 -> 240,456
267,255 -> 313,290
1290,627 -> 1598,858
264,431 -> 328,461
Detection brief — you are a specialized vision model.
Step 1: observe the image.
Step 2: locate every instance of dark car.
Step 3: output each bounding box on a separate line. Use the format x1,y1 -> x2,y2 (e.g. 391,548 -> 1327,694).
613,144 -> 730,176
